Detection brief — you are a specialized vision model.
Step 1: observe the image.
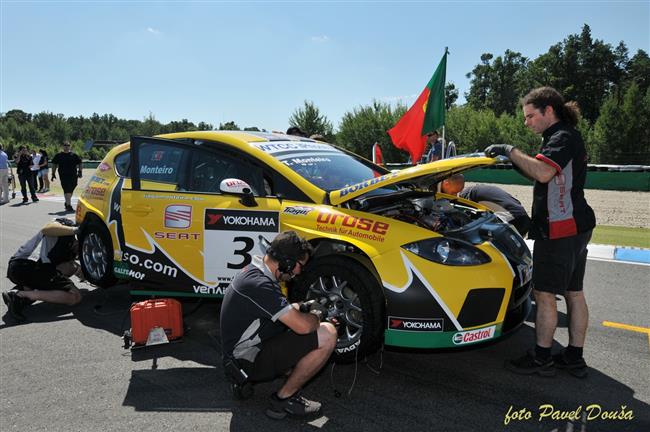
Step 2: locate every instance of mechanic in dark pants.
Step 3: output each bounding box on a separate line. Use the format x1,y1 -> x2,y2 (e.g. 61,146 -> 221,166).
2,219 -> 83,322
441,173 -> 531,237
486,86 -> 596,378
220,231 -> 337,419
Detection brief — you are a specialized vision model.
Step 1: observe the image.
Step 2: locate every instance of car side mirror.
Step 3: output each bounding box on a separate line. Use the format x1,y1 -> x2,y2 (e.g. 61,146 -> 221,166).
219,178 -> 257,207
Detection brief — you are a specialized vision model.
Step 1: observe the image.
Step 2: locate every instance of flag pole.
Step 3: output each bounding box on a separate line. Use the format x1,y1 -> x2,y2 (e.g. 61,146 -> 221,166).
441,47 -> 448,159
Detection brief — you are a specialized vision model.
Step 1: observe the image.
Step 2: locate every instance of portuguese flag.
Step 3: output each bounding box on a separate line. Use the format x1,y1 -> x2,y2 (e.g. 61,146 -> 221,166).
388,49 -> 448,164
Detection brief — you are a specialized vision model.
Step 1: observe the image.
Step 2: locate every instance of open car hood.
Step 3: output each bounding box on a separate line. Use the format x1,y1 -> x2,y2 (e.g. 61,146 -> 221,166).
329,155 -> 497,206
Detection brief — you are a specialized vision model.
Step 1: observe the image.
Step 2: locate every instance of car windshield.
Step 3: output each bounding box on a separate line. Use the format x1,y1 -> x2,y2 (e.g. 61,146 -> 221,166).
250,141 -> 394,192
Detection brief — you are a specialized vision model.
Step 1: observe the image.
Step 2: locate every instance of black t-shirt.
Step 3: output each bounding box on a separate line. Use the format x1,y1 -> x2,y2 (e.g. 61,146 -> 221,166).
220,256 -> 292,362
459,185 -> 528,220
16,154 -> 33,175
529,122 -> 596,240
52,152 -> 82,178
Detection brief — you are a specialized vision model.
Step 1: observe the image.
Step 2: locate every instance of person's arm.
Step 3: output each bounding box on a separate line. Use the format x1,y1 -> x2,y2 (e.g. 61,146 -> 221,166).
509,148 -> 557,183
77,156 -> 82,178
278,303 -> 321,334
51,163 -> 58,180
42,221 -> 77,237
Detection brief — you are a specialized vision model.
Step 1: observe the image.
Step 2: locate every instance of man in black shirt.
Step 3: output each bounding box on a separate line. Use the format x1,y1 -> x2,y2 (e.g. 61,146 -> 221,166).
486,87 -> 596,378
14,146 -> 38,204
220,231 -> 336,419
441,174 -> 530,237
51,141 -> 82,212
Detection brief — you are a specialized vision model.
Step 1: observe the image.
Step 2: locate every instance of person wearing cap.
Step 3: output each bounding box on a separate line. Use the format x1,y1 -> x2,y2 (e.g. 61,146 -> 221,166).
51,141 -> 82,212
2,219 -> 83,322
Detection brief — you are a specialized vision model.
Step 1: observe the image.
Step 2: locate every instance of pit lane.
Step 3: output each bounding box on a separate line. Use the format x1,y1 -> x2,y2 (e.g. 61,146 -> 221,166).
1,200 -> 648,432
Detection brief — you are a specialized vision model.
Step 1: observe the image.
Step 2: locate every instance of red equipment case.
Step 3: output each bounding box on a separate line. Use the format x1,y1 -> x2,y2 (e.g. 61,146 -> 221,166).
130,299 -> 183,345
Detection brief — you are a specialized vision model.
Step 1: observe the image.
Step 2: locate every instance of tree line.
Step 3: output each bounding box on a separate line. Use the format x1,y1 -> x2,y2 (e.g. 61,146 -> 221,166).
1,25 -> 647,164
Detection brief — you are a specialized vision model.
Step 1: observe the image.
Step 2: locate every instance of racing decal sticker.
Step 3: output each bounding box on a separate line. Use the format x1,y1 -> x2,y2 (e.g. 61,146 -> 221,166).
315,211 -> 389,241
251,141 -> 334,155
98,162 -> 112,172
165,205 -> 192,228
452,325 -> 496,345
388,316 -> 444,332
205,209 -> 278,232
383,251 -> 462,331
283,206 -> 315,216
338,172 -> 399,197
203,209 -> 280,283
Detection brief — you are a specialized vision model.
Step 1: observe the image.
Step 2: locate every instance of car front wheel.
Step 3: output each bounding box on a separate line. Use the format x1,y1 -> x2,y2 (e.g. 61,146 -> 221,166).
292,256 -> 384,363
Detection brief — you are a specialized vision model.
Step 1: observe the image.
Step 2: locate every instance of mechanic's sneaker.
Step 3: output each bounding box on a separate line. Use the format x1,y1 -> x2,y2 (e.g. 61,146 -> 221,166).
266,392 -> 322,419
505,350 -> 555,377
2,292 -> 26,321
65,204 -> 74,212
553,351 -> 588,378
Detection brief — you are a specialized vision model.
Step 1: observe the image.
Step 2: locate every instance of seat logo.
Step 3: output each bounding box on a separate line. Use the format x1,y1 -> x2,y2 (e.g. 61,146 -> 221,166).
165,205 -> 192,228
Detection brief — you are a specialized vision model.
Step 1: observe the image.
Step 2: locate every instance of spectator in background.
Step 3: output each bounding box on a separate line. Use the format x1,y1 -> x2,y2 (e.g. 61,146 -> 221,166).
51,141 -> 82,212
30,148 -> 41,191
441,174 -> 531,237
14,146 -> 39,204
0,143 -> 10,204
309,134 -> 325,141
421,130 -> 442,163
38,149 -> 50,192
286,126 -> 308,137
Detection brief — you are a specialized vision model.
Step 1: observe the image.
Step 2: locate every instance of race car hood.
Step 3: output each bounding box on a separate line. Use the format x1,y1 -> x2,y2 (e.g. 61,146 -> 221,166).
329,155 -> 497,206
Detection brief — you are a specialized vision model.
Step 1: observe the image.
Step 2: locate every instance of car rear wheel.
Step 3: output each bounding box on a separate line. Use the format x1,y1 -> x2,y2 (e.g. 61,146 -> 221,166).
80,221 -> 116,288
292,256 -> 384,363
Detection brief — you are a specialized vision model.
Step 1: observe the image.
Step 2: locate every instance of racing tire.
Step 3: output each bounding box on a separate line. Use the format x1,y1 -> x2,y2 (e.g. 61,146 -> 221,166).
292,256 -> 384,363
80,221 -> 117,288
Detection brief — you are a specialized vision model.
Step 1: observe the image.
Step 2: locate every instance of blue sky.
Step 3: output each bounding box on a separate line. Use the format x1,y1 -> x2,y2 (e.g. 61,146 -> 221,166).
1,1 -> 649,132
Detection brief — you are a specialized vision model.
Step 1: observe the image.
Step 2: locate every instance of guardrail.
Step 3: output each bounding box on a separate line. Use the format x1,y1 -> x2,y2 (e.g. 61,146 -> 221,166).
385,162 -> 650,191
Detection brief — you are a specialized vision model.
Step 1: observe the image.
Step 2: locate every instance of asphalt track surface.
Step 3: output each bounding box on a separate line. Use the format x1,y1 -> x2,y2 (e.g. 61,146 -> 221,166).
1,199 -> 648,432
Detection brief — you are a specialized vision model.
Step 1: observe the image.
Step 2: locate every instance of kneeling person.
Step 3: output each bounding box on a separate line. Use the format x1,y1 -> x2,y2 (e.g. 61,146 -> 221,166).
3,219 -> 83,321
220,231 -> 337,419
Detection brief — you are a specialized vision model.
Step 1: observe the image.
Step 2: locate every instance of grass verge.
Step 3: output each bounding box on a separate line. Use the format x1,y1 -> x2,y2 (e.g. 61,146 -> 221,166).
592,225 -> 650,248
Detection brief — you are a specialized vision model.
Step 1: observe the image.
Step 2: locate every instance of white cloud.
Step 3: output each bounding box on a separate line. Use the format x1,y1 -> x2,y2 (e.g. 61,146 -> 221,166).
147,27 -> 162,36
310,35 -> 329,43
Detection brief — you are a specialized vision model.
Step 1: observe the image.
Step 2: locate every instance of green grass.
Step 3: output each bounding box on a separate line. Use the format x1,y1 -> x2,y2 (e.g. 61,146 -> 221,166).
592,225 -> 650,248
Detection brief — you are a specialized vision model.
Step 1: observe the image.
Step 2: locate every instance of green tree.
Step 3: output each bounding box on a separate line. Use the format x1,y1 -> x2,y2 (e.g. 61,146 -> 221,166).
288,101 -> 334,139
466,50 -> 530,115
218,121 -> 240,130
593,83 -> 650,164
337,100 -> 407,162
445,82 -> 459,110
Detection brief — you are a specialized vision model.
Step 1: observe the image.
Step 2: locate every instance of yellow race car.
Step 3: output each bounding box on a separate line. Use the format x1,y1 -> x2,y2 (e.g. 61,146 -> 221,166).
76,131 -> 532,361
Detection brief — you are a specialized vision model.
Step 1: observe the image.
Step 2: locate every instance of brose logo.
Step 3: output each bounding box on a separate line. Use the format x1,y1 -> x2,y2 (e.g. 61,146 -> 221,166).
452,325 -> 496,345
205,209 -> 279,232
388,316 -> 443,332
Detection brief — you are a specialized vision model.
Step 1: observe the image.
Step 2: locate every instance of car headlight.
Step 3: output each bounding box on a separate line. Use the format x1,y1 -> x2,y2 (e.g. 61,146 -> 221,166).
403,238 -> 491,266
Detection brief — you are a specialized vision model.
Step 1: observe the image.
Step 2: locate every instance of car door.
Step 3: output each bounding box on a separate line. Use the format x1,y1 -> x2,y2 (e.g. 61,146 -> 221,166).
120,136 -> 282,296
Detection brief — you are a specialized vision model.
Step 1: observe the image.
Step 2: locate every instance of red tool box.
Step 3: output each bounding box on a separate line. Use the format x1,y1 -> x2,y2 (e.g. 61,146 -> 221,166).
129,299 -> 183,346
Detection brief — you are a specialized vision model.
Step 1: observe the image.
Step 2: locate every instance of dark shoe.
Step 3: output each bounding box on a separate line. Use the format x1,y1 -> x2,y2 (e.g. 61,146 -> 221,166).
2,292 -> 26,321
32,197 -> 39,202
22,198 -> 28,204
553,351 -> 588,378
266,392 -> 322,419
65,204 -> 74,211
505,350 -> 555,377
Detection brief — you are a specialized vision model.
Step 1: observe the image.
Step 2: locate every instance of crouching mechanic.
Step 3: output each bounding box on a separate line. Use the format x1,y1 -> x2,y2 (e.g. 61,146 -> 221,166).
220,231 -> 337,419
2,218 -> 83,322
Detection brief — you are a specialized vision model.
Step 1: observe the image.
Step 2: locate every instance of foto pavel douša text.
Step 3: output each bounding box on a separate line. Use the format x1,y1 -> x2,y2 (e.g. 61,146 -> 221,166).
504,404 -> 634,425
